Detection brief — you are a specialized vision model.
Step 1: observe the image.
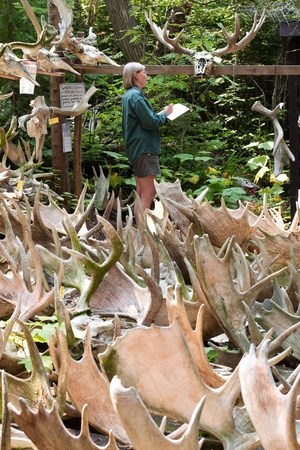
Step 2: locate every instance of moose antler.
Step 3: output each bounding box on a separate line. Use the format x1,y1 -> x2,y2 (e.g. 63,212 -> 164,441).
9,400 -> 119,450
110,376 -> 205,450
239,340 -> 300,449
212,9 -> 267,57
49,327 -> 130,444
146,10 -> 195,55
251,101 -> 295,176
147,9 -> 266,57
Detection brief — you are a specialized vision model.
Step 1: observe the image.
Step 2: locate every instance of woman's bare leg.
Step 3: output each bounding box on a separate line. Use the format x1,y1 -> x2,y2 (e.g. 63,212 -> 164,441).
134,175 -> 156,225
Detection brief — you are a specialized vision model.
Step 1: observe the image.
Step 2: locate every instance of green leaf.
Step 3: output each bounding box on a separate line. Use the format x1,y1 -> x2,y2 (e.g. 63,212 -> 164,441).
222,187 -> 254,208
102,151 -> 122,159
173,153 -> 194,161
31,323 -> 64,343
19,355 -> 53,373
258,141 -> 274,150
205,348 -> 218,362
195,156 -> 212,162
247,155 -> 269,171
254,166 -> 269,183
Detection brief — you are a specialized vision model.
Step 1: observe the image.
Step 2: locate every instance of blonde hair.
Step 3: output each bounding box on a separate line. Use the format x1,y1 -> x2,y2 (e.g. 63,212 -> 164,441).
123,62 -> 145,89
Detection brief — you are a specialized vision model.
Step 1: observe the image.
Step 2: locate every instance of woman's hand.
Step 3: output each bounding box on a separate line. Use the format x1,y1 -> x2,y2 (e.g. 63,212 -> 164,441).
164,103 -> 174,116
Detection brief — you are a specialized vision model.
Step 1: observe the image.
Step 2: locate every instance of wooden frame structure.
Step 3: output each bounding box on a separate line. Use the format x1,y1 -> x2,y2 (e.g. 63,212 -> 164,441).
75,64 -> 300,76
2,56 -> 299,213
71,61 -> 300,215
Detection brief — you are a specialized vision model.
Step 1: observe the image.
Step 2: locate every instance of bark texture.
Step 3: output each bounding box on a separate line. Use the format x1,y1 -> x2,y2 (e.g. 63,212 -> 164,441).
104,0 -> 144,62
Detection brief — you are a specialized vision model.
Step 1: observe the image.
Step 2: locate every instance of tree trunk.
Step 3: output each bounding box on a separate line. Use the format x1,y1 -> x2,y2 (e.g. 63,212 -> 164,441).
104,0 -> 144,62
2,0 -> 14,42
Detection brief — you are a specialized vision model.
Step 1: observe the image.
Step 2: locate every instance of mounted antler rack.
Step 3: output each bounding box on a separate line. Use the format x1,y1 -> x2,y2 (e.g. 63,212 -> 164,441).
146,8 -> 266,76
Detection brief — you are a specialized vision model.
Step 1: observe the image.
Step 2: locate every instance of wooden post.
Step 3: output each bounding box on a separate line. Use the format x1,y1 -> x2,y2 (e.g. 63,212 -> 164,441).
49,75 -> 70,196
280,22 -> 300,217
48,0 -> 70,197
73,74 -> 84,198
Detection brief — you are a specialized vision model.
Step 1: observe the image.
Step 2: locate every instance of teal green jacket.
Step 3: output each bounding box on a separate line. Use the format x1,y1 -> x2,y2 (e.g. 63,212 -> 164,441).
122,87 -> 167,164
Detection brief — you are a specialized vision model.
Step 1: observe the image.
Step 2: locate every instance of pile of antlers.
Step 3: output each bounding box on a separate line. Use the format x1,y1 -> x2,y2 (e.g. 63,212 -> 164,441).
0,167 -> 297,448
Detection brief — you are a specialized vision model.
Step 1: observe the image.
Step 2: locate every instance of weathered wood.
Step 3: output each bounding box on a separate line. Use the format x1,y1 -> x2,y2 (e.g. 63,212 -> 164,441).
0,71 -> 64,80
48,0 -> 70,197
5,64 -> 300,78
73,74 -> 84,198
0,64 -> 300,80
285,35 -> 300,218
5,65 -> 300,78
73,64 -> 300,76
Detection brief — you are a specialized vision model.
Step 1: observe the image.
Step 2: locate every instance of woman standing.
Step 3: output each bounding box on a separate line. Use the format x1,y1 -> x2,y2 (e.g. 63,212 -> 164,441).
122,62 -> 173,225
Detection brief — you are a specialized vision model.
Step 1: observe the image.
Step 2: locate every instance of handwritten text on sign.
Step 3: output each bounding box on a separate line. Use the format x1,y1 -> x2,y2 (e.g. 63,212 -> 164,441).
59,83 -> 86,110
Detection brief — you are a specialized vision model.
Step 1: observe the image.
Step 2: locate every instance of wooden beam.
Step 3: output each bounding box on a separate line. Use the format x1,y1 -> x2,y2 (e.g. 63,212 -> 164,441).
215,65 -> 300,76
0,71 -> 65,80
73,64 -> 300,76
5,64 -> 300,82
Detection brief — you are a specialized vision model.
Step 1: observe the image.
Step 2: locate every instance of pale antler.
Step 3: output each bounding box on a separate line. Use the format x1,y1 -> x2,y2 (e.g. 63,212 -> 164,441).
146,9 -> 266,57
239,340 -> 300,449
146,10 -> 195,55
251,101 -> 295,176
9,400 -> 119,450
49,327 -> 130,444
110,376 -> 205,450
100,320 -> 261,449
212,9 -> 267,57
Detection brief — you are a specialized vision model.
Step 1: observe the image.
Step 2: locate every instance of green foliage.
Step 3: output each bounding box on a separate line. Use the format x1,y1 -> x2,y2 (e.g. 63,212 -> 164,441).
246,149 -> 290,211
247,154 -> 271,182
28,315 -> 65,343
193,175 -> 255,208
19,354 -> 53,373
10,315 -> 65,373
0,0 -> 47,43
205,347 -> 218,363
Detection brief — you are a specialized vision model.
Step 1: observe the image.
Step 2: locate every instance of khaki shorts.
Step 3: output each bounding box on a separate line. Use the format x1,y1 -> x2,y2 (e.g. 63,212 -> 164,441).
133,153 -> 160,177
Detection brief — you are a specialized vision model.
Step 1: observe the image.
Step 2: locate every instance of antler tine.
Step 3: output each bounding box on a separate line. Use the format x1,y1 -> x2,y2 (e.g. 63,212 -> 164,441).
146,10 -> 195,56
162,10 -> 195,56
145,11 -> 174,51
19,0 -> 41,36
212,8 -> 267,57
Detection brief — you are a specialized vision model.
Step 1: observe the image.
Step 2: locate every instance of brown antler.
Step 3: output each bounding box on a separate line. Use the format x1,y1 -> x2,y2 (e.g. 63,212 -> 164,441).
212,9 -> 266,57
239,340 -> 300,450
146,9 -> 266,58
145,10 -> 195,55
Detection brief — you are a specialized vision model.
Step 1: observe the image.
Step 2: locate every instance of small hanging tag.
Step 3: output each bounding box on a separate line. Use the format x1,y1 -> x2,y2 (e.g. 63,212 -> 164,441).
16,179 -> 24,191
15,179 -> 24,200
62,122 -> 72,153
59,286 -> 64,299
19,62 -> 38,95
49,117 -> 59,125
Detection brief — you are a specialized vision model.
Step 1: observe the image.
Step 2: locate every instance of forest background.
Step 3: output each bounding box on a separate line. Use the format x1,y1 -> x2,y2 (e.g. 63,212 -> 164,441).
0,0 -> 298,216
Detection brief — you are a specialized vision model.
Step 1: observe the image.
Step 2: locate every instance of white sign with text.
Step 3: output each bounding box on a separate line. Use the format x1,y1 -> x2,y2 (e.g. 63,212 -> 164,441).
59,83 -> 85,110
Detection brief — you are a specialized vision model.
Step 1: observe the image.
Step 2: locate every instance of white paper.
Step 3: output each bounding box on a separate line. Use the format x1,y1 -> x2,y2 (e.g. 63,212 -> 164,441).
19,62 -> 38,95
62,122 -> 72,153
60,83 -> 85,109
166,103 -> 190,121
